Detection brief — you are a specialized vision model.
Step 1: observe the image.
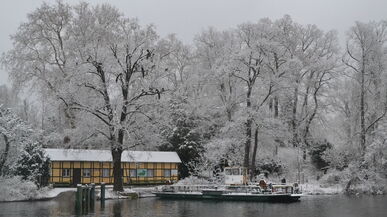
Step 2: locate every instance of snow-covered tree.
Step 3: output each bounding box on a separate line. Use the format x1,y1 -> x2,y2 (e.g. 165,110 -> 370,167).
342,21 -> 387,155
158,97 -> 204,178
13,142 -> 50,187
0,105 -> 35,176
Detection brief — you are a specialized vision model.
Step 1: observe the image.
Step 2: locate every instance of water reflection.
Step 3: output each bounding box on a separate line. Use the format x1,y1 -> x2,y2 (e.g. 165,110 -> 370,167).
0,195 -> 386,217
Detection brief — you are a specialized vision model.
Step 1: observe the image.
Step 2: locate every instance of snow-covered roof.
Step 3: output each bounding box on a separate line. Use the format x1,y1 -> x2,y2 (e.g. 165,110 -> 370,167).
44,148 -> 181,163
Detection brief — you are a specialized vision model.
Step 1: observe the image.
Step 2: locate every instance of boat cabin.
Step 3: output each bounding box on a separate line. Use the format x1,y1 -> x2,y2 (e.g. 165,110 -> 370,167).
45,148 -> 181,186
224,167 -> 248,185
271,184 -> 294,194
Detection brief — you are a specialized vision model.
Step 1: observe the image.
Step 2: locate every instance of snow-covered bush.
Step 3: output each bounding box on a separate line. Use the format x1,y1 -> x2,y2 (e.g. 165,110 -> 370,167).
0,176 -> 40,201
309,140 -> 332,169
254,158 -> 285,176
322,145 -> 355,170
13,142 -> 50,187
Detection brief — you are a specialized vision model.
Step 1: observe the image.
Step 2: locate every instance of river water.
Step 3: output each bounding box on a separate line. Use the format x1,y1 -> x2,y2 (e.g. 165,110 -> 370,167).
0,195 -> 386,217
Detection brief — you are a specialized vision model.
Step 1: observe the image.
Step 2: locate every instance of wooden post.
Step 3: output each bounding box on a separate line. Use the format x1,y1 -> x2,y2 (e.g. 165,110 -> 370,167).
100,182 -> 106,209
90,183 -> 95,210
101,182 -> 106,201
75,184 -> 83,213
82,186 -> 87,214
85,185 -> 90,212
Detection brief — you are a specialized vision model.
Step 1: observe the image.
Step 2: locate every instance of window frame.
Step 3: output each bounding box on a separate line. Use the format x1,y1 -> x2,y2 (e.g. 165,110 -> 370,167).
62,168 -> 70,177
147,169 -> 154,177
164,169 -> 171,178
83,168 -> 91,177
102,168 -> 110,178
129,169 -> 137,178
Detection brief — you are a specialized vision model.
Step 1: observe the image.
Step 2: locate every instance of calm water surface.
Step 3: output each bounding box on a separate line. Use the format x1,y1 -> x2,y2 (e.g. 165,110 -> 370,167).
0,195 -> 386,217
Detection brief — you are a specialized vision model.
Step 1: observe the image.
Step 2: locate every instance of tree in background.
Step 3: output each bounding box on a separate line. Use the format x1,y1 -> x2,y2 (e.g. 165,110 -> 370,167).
342,21 -> 387,155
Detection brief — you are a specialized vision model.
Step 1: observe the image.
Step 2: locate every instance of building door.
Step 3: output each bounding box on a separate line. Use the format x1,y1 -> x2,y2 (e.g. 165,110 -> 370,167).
73,168 -> 81,186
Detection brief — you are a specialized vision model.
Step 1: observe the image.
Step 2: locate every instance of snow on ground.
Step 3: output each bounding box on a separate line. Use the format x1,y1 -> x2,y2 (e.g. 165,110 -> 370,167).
97,187 -> 138,200
300,183 -> 343,195
41,187 -> 76,198
0,176 -> 76,202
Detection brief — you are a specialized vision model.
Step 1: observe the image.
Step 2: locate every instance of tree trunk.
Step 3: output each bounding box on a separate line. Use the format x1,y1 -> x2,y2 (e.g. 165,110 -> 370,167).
250,128 -> 259,180
112,147 -> 123,192
274,96 -> 279,118
243,89 -> 252,170
292,84 -> 299,147
0,134 -> 10,175
360,53 -> 366,154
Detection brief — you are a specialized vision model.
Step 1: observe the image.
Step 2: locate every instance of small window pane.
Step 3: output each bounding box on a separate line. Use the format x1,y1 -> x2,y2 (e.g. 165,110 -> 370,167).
147,169 -> 154,177
102,169 -> 110,177
62,169 -> 70,177
83,168 -> 91,177
130,169 -> 136,177
164,170 -> 171,178
171,169 -> 178,176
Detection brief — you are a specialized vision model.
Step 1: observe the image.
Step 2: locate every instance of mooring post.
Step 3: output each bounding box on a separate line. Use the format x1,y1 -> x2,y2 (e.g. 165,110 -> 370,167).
82,185 -> 87,214
90,183 -> 95,210
101,182 -> 106,201
100,182 -> 106,209
85,184 -> 90,212
75,184 -> 83,213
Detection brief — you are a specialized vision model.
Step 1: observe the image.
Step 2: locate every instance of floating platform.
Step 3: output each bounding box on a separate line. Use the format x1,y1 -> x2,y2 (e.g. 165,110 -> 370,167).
153,189 -> 302,203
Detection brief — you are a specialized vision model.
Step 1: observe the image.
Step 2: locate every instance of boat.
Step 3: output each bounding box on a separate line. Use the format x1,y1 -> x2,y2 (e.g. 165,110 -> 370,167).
153,167 -> 302,203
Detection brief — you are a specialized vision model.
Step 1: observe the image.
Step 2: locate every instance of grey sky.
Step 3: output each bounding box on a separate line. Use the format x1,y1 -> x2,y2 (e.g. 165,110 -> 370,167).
1,0 -> 387,86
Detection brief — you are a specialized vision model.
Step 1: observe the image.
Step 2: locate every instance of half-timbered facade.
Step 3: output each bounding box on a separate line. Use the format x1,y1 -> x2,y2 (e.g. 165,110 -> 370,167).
45,149 -> 181,186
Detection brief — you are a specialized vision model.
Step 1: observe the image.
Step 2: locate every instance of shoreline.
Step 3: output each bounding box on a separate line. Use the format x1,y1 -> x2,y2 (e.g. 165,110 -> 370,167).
1,184 -> 385,203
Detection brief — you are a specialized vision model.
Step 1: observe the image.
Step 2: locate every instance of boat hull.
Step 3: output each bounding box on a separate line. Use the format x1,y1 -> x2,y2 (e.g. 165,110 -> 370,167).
153,192 -> 301,203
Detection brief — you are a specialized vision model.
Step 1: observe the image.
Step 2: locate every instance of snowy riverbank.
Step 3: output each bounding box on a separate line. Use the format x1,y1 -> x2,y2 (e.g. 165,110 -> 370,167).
0,176 -> 76,202
300,183 -> 343,195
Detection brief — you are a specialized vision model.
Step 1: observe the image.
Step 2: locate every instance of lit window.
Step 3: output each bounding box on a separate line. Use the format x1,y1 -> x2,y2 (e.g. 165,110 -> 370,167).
62,169 -> 70,177
171,169 -> 178,176
164,170 -> 171,178
147,169 -> 154,177
83,168 -> 91,177
102,169 -> 110,177
130,169 -> 136,177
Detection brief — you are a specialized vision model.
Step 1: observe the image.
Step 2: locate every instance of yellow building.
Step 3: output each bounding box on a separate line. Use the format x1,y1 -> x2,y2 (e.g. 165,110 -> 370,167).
45,149 -> 181,186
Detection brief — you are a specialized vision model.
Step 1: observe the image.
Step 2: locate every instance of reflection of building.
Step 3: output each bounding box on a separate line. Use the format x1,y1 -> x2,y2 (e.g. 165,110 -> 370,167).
45,149 -> 181,186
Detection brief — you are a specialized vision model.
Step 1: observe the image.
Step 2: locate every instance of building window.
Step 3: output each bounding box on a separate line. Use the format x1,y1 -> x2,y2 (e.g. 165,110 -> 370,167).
83,168 -> 91,177
62,169 -> 70,177
147,169 -> 154,177
130,169 -> 136,177
171,169 -> 178,176
102,168 -> 110,177
164,169 -> 171,178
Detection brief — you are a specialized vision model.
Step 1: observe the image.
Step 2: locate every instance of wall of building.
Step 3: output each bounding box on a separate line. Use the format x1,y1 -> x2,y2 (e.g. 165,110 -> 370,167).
50,161 -> 179,185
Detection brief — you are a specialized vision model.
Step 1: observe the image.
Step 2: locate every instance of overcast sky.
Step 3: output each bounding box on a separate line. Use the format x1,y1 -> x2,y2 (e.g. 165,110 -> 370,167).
1,0 -> 387,86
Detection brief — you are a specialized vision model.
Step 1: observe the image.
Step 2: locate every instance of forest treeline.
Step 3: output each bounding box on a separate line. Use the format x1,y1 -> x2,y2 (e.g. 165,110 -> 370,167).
1,1 -> 387,191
